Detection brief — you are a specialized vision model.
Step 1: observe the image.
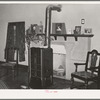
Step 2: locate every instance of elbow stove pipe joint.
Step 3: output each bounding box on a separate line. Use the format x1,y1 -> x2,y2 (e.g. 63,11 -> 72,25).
45,4 -> 62,48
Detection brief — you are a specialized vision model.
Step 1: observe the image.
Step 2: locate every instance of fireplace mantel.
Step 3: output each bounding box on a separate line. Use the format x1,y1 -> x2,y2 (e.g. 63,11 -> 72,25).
50,34 -> 94,41
37,33 -> 94,41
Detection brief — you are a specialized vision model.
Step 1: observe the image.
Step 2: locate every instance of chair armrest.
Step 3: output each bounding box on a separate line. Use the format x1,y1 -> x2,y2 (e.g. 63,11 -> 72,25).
74,63 -> 86,66
74,62 -> 86,72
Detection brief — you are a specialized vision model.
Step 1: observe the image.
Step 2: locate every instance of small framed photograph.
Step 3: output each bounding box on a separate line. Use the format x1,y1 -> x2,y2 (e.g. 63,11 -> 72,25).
74,26 -> 81,34
31,24 -> 43,34
52,23 -> 66,34
84,28 -> 92,34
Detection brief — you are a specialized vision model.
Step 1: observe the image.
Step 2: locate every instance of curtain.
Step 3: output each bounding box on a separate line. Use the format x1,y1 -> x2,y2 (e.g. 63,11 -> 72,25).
5,22 -> 25,62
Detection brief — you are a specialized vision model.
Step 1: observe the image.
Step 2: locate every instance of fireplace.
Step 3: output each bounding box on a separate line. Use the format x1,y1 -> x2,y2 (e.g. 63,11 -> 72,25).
51,44 -> 66,79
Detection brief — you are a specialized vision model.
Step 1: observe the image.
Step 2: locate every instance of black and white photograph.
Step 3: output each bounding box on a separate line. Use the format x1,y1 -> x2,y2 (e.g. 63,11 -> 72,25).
0,1 -> 100,99
52,23 -> 66,34
84,28 -> 92,34
74,26 -> 81,34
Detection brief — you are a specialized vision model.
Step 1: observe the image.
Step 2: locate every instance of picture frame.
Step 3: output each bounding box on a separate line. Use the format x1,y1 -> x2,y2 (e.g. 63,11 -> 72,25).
52,23 -> 66,34
74,26 -> 81,34
30,24 -> 43,34
84,28 -> 92,34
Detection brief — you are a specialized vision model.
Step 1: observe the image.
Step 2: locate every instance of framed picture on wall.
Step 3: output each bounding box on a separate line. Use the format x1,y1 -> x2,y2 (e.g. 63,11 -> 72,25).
74,26 -> 81,34
52,23 -> 66,34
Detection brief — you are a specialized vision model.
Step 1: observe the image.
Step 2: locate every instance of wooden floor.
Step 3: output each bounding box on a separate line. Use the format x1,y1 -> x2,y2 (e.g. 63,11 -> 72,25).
0,65 -> 28,89
0,62 -> 98,89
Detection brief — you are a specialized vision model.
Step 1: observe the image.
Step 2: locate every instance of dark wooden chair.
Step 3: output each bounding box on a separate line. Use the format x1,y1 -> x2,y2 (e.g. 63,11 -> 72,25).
0,47 -> 19,80
70,49 -> 100,89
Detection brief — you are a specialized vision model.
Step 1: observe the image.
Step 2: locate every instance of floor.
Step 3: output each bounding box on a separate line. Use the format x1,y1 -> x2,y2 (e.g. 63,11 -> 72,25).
0,62 -> 98,89
0,65 -> 28,89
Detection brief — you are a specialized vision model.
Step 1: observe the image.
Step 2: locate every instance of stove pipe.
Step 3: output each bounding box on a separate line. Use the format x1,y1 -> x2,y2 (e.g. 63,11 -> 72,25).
44,4 -> 62,48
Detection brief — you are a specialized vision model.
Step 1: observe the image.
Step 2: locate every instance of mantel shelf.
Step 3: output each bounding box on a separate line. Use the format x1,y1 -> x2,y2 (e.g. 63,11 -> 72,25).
37,33 -> 94,41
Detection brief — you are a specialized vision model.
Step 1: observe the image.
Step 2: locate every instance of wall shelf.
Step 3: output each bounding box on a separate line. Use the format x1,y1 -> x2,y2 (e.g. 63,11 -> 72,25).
50,34 -> 94,41
37,33 -> 94,41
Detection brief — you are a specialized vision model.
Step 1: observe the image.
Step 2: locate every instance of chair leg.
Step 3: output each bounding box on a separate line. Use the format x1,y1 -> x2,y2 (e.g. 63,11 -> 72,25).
12,66 -> 19,81
12,69 -> 15,80
97,79 -> 100,89
70,76 -> 74,89
84,81 -> 88,89
17,66 -> 19,76
6,69 -> 9,75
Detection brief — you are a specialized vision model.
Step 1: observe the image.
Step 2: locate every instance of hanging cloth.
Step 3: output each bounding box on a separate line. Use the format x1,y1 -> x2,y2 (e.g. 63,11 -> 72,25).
16,22 -> 25,61
5,21 -> 25,62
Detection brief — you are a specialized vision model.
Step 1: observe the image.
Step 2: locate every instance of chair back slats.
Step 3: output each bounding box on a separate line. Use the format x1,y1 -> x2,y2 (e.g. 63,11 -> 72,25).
90,50 -> 97,68
85,49 -> 100,75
